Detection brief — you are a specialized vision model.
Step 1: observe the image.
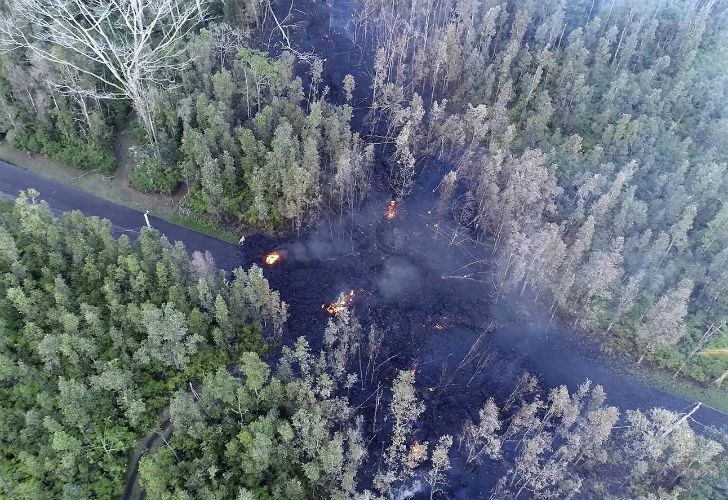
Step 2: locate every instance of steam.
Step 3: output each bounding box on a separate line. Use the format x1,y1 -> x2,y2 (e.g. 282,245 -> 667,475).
376,258 -> 424,301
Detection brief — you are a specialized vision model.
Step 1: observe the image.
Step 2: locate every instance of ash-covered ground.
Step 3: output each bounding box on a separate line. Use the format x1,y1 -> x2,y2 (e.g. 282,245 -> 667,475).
244,160 -> 503,495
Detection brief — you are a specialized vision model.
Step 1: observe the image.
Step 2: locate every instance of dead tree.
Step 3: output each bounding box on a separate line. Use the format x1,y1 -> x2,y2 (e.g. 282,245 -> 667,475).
0,0 -> 210,144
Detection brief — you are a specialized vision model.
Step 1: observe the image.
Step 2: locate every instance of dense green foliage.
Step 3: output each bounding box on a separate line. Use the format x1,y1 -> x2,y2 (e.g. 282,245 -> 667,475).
128,145 -> 181,194
0,196 -> 725,498
4,0 -> 728,381
0,54 -> 121,172
139,339 -> 365,499
135,338 -> 728,500
0,1 -> 370,233
1,1 -> 728,496
9,124 -> 117,172
0,191 -> 285,497
148,36 -> 372,231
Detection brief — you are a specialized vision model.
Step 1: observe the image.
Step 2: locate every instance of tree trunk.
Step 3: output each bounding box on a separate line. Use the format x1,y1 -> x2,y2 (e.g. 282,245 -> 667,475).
132,88 -> 158,147
612,10 -> 634,71
658,237 -> 674,267
660,403 -> 702,438
587,0 -> 596,22
673,358 -> 690,378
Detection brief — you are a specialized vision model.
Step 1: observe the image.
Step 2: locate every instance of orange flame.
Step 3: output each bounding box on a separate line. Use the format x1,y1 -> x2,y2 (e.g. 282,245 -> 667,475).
264,252 -> 281,265
385,200 -> 397,220
323,290 -> 355,315
434,323 -> 445,330
409,441 -> 426,462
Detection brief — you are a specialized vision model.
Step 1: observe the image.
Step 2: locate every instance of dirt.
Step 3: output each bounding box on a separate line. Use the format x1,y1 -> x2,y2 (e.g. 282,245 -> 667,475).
122,407 -> 171,500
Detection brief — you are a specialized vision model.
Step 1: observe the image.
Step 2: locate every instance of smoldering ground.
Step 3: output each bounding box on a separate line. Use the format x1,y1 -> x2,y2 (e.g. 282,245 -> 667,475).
240,167 -> 500,495
202,1 -> 728,495
232,152 -> 728,497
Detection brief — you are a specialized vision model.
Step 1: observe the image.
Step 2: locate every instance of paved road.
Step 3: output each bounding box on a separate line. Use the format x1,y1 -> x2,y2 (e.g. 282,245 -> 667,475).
0,159 -> 246,271
0,159 -> 271,500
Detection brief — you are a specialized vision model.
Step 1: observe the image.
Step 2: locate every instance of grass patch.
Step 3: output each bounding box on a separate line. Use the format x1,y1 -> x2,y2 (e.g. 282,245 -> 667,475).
0,196 -> 13,214
628,362 -> 728,416
169,213 -> 240,244
574,321 -> 728,415
0,142 -> 244,244
0,141 -> 177,217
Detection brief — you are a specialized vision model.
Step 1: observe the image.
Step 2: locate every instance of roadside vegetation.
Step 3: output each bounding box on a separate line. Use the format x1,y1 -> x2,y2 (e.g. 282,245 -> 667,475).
1,193 -> 725,498
0,191 -> 286,497
0,0 -> 727,497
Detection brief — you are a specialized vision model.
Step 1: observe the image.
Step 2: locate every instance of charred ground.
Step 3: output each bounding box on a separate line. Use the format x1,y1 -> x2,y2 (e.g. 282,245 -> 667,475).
240,157 -> 728,497
171,5 -> 728,494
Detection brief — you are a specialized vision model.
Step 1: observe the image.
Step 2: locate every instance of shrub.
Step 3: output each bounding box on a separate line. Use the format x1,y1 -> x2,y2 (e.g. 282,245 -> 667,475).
128,145 -> 180,194
8,125 -> 116,172
131,119 -> 148,143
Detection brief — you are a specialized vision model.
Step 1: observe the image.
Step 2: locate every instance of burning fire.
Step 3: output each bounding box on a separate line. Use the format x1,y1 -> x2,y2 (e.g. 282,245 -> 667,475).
264,252 -> 281,266
323,290 -> 355,315
385,200 -> 397,220
409,441 -> 427,462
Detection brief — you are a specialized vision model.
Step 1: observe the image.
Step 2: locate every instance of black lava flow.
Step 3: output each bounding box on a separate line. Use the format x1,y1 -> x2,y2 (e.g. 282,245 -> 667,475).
235,2 -> 728,495
241,161 -> 728,498
236,159 -> 529,496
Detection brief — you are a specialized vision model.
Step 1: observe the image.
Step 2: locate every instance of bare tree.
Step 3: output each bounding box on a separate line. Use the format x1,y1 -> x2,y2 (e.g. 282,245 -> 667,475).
674,322 -> 725,378
209,22 -> 249,67
425,435 -> 453,499
460,398 -> 502,465
375,370 -> 427,496
190,250 -> 215,278
435,170 -> 457,240
0,0 -> 209,144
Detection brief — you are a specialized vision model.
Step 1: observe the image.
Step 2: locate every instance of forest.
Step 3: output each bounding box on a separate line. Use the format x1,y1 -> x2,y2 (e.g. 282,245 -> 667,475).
1,194 -> 725,498
0,0 -> 728,498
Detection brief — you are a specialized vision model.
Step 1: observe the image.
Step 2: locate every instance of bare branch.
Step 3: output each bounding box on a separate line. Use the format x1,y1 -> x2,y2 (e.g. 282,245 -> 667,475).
0,0 -> 210,141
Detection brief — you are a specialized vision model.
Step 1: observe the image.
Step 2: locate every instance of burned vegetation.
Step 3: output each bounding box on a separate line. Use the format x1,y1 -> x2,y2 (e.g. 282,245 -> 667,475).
0,0 -> 728,499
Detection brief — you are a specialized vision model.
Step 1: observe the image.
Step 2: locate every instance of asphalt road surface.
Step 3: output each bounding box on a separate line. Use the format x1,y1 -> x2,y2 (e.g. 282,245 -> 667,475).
0,159 -> 244,271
